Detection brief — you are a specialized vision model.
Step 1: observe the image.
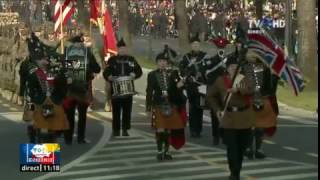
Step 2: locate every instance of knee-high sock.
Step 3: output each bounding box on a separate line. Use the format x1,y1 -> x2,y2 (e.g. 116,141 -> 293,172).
156,132 -> 164,153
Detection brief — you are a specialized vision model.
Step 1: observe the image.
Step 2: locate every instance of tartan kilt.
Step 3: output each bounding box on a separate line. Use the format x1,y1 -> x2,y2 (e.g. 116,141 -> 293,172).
33,97 -> 69,131
152,106 -> 185,130
255,98 -> 277,128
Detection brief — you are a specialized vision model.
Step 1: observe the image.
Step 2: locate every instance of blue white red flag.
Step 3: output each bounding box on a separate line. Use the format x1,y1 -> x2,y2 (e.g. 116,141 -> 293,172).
247,32 -> 304,96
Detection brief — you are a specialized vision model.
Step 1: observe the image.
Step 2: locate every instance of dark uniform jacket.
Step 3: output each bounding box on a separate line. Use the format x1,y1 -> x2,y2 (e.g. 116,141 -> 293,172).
103,55 -> 142,78
103,55 -> 143,95
206,73 -> 255,129
27,66 -> 67,105
146,69 -> 186,110
19,58 -> 36,97
179,51 -> 208,104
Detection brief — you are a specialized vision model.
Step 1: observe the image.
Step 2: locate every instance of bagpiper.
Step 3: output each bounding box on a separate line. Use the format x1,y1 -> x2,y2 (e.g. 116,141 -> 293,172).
26,34 -> 69,143
146,49 -> 187,161
179,34 -> 209,138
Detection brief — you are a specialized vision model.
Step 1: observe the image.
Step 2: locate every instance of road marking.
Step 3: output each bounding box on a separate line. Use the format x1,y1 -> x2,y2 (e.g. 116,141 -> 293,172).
2,103 -> 10,107
34,118 -> 112,180
282,146 -> 299,151
9,107 -> 19,111
99,143 -> 155,151
139,104 -> 145,108
138,112 -> 147,116
306,153 -> 318,158
106,138 -> 152,145
263,140 -> 276,145
156,172 -> 232,180
278,115 -> 318,125
242,165 -> 314,175
258,172 -> 319,180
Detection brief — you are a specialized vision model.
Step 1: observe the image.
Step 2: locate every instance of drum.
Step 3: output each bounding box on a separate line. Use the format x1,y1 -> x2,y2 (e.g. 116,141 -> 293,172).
198,84 -> 210,109
112,76 -> 136,97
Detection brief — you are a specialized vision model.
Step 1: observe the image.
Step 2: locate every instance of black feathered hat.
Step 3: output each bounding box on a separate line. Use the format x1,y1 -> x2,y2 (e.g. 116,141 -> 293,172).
27,32 -> 47,61
189,33 -> 200,43
156,52 -> 169,62
163,44 -> 177,60
225,56 -> 238,67
117,38 -> 126,47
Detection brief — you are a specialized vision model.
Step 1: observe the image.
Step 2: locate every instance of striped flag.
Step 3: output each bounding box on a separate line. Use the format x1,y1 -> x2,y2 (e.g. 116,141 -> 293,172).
53,0 -> 76,33
247,32 -> 305,96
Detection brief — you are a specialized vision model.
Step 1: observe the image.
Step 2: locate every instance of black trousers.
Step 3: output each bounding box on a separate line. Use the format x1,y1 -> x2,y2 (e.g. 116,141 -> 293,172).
248,128 -> 265,151
188,102 -> 203,135
210,110 -> 222,138
64,102 -> 88,142
223,128 -> 251,178
111,96 -> 133,131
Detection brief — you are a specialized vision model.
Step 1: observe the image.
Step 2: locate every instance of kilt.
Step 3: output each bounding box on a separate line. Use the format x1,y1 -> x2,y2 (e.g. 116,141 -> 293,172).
153,106 -> 185,130
255,98 -> 277,128
33,97 -> 69,130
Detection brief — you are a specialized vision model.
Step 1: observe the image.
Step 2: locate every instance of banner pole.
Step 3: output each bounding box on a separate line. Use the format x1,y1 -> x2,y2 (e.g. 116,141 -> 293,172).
60,4 -> 64,54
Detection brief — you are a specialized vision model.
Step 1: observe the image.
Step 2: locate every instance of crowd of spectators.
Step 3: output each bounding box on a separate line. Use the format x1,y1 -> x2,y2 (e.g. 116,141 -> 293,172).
107,0 -> 306,43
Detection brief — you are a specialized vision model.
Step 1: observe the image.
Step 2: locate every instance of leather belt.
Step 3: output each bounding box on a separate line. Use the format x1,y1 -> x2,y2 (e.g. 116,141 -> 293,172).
226,105 -> 249,112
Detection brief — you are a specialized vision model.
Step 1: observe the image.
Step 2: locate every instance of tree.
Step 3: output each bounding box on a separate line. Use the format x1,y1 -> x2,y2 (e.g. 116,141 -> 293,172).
118,0 -> 132,47
174,0 -> 190,53
297,0 -> 318,89
255,0 -> 266,20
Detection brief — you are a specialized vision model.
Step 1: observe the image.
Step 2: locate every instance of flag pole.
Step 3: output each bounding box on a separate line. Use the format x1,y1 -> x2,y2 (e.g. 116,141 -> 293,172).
60,3 -> 64,54
90,20 -> 92,37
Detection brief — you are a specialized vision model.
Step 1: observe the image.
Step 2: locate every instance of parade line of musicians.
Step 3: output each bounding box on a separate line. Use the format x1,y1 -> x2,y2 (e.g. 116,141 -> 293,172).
20,28 -> 279,180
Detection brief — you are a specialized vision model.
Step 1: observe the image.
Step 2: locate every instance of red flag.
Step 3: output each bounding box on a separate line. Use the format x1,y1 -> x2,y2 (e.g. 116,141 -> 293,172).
103,8 -> 117,56
89,0 -> 100,25
52,0 -> 76,33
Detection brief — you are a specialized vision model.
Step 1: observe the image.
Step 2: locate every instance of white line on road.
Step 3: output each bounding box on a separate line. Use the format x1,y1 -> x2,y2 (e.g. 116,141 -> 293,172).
258,172 -> 319,180
138,112 -> 147,116
54,159 -> 205,178
34,118 -> 112,180
282,146 -> 300,151
263,140 -> 276,145
242,165 -> 315,175
306,153 -> 318,158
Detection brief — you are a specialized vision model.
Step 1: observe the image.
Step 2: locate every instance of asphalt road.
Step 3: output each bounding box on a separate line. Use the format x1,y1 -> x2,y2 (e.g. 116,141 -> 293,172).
0,95 -> 109,180
0,68 -> 317,180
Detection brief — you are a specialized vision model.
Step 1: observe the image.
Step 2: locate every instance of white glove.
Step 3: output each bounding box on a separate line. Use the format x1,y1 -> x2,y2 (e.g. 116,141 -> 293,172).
130,72 -> 136,78
67,77 -> 73,84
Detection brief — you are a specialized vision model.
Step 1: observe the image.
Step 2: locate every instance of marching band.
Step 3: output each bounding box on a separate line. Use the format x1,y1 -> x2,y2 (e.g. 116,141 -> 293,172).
0,19 -> 280,180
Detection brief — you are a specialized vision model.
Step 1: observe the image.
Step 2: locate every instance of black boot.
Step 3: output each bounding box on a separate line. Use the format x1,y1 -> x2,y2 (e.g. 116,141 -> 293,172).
213,136 -> 220,146
245,149 -> 254,160
122,130 -> 129,137
255,150 -> 266,159
156,152 -> 164,161
112,130 -> 120,137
